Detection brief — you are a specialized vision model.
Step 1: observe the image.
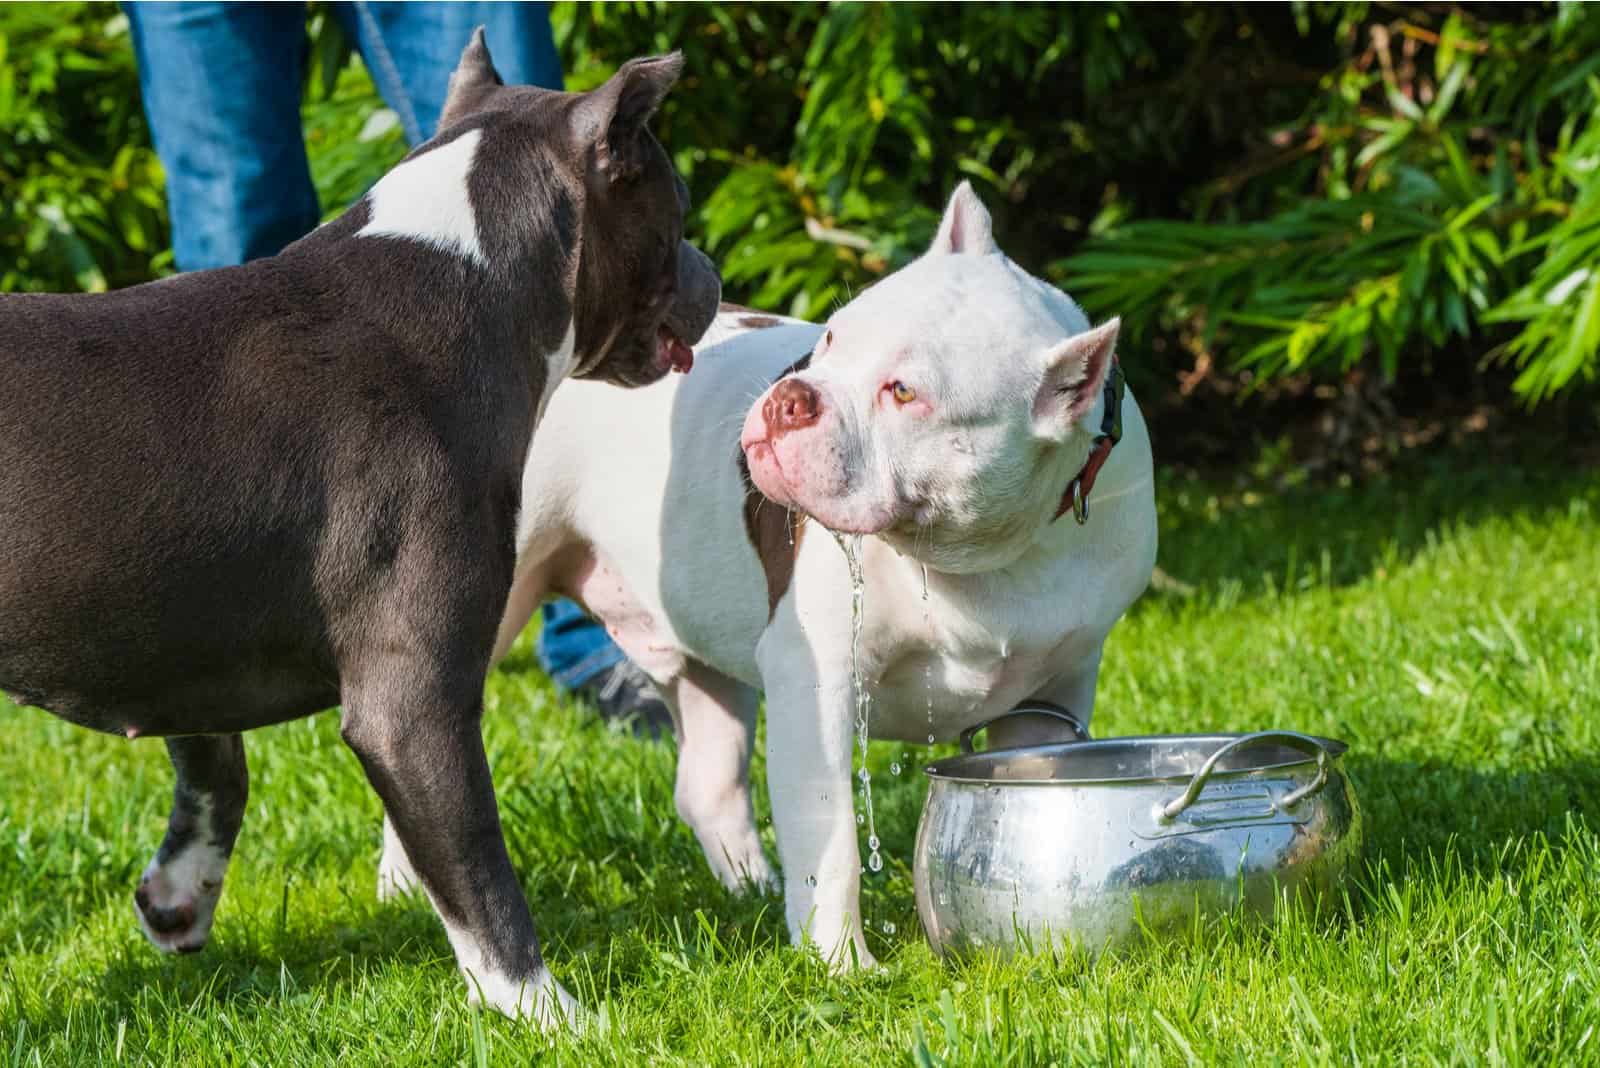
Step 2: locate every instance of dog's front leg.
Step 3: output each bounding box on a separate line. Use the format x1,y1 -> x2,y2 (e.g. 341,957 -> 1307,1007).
762,666 -> 875,971
341,661 -> 581,1030
135,733 -> 248,953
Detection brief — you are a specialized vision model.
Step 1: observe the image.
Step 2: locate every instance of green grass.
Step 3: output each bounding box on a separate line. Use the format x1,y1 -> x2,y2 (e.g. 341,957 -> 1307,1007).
3,450 -> 1598,1065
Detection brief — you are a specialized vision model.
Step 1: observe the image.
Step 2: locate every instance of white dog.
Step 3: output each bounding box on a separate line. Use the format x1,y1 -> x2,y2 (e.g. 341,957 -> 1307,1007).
379,183 -> 1158,969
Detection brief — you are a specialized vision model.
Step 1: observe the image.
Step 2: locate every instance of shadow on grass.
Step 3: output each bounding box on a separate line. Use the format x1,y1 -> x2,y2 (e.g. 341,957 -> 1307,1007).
1148,444 -> 1595,604
14,446 -> 1589,1043
0,897 -> 452,1047
7,753 -> 1592,1047
1340,753 -> 1598,878
22,839 -> 795,1046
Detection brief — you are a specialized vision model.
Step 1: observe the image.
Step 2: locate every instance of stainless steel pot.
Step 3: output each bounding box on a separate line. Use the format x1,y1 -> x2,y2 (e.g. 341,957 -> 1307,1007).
913,711 -> 1363,958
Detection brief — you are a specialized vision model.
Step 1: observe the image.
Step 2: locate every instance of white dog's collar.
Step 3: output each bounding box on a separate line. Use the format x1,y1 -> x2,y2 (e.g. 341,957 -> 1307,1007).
1053,357 -> 1124,525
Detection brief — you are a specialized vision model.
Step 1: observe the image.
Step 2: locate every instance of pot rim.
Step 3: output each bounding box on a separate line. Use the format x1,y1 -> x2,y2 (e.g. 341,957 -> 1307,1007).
923,731 -> 1349,787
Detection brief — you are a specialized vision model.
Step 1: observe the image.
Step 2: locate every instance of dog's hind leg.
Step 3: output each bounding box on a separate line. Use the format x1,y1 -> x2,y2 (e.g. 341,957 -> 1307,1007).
669,661 -> 776,894
341,659 -> 582,1030
134,733 -> 248,954
377,553 -> 556,903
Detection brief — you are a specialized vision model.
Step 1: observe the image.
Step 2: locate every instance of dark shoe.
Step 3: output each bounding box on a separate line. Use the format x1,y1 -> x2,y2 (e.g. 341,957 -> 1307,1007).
575,660 -> 674,741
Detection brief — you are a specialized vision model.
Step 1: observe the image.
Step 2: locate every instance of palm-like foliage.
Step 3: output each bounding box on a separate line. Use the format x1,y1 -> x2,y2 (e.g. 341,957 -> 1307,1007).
1061,8 -> 1600,401
1486,86 -> 1600,400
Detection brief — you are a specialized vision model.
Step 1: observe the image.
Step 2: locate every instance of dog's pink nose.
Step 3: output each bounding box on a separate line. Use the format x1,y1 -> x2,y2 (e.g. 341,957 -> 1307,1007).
766,378 -> 821,437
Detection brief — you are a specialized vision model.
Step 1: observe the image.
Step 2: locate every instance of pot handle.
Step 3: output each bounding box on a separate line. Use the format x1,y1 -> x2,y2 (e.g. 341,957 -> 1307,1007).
1158,731 -> 1331,822
959,702 -> 1089,754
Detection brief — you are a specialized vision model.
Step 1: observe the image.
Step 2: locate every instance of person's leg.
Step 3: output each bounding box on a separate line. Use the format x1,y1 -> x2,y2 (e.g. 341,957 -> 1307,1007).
536,599 -> 622,690
124,2 -> 319,269
336,2 -> 562,145
537,601 -> 672,736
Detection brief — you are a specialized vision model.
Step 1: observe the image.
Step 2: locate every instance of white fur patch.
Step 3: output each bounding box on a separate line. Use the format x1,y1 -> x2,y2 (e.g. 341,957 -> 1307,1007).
548,319 -> 578,381
430,893 -> 587,1031
534,320 -> 579,425
358,129 -> 486,264
376,816 -> 419,901
134,796 -> 230,953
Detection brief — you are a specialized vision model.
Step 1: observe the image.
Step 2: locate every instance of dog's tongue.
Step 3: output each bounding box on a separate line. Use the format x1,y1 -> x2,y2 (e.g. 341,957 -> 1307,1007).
656,325 -> 695,374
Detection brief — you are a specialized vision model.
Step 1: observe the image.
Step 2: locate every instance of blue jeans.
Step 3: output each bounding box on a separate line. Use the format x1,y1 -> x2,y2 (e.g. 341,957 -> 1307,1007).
126,1 -> 562,268
126,0 -> 622,691
536,600 -> 624,690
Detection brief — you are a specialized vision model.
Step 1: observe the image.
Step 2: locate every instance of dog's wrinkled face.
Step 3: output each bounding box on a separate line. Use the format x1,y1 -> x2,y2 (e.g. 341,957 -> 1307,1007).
432,33 -> 720,387
740,183 -> 1119,573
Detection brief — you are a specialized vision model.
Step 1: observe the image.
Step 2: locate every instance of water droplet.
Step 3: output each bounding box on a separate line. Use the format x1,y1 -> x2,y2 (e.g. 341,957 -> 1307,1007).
883,921 -> 897,935
868,852 -> 884,873
890,762 -> 901,775
856,813 -> 865,825
868,834 -> 880,851
928,734 -> 936,744
835,532 -> 885,884
806,875 -> 817,887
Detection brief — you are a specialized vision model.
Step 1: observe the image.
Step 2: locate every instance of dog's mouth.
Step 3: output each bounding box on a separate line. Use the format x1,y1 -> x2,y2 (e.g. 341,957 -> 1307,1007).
654,323 -> 695,375
581,322 -> 694,388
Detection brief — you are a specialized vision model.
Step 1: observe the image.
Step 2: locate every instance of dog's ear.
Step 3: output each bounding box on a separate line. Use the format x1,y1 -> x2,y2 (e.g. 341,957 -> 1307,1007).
574,53 -> 683,184
438,27 -> 503,131
1033,319 -> 1118,440
928,181 -> 997,256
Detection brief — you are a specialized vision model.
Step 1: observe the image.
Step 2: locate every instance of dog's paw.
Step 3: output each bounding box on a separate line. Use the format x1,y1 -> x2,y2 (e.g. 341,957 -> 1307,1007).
720,855 -> 780,898
466,968 -> 589,1033
133,853 -> 225,954
825,943 -> 880,976
792,923 -> 879,975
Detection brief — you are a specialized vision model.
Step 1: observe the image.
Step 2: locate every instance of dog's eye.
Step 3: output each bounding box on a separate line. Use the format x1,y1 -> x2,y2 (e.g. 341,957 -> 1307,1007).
889,381 -> 916,405
818,329 -> 833,355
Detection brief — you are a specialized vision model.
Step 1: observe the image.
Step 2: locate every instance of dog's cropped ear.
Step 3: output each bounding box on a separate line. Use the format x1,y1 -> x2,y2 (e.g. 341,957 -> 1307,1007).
438,27 -> 503,131
1033,319 -> 1119,441
928,181 -> 997,256
574,53 -> 683,183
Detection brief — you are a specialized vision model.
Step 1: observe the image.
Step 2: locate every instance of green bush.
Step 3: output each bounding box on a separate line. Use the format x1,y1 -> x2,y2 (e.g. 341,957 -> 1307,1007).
3,3 -> 1596,402
558,4 -> 1327,324
0,4 -> 166,292
0,3 -> 406,290
1061,7 -> 1600,402
561,4 -> 1600,402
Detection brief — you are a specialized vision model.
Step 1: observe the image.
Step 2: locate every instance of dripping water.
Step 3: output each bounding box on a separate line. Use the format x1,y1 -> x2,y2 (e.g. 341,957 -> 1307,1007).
836,532 -> 881,875
923,564 -> 936,745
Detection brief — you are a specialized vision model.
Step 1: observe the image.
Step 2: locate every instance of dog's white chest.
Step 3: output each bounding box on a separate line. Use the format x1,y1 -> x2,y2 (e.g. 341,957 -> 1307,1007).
867,625 -> 1083,740
842,550 -> 1104,741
